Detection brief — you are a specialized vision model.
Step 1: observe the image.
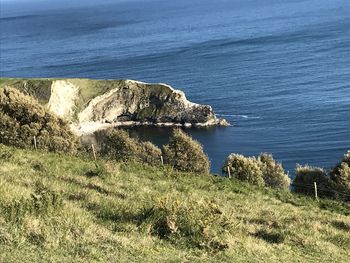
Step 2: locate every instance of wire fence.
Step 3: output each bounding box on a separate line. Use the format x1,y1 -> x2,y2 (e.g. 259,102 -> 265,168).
31,138 -> 350,201
290,182 -> 350,199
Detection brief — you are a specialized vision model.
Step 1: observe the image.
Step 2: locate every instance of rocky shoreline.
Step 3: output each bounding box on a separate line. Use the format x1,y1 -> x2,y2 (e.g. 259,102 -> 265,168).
71,118 -> 229,135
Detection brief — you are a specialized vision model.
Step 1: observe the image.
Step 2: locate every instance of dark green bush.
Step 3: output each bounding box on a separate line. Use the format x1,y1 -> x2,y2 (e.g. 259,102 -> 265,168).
143,141 -> 163,165
223,154 -> 264,186
293,157 -> 350,201
292,165 -> 350,200
96,128 -> 162,165
259,153 -> 290,189
162,129 -> 210,174
223,153 -> 290,189
330,151 -> 350,191
293,165 -> 331,196
0,87 -> 78,153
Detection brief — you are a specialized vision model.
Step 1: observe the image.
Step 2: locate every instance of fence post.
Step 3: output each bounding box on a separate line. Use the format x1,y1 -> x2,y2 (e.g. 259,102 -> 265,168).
161,155 -> 164,166
314,182 -> 319,201
91,144 -> 97,161
227,166 -> 231,178
33,136 -> 37,151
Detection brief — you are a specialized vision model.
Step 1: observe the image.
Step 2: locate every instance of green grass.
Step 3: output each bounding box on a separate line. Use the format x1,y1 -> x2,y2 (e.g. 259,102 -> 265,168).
0,144 -> 349,262
0,78 -> 120,107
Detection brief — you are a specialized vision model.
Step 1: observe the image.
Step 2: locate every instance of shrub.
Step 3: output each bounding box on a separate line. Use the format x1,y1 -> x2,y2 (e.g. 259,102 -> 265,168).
140,197 -> 229,251
223,154 -> 264,186
142,141 -> 163,165
258,153 -> 290,189
0,87 -> 78,153
1,79 -> 52,103
162,129 -> 210,174
96,129 -> 162,165
333,163 -> 350,190
294,163 -> 350,201
293,165 -> 335,198
331,151 -> 350,191
223,153 -> 290,189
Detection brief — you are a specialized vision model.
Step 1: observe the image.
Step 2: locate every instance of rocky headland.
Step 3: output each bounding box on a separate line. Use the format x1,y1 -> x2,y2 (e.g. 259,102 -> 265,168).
0,78 -> 229,135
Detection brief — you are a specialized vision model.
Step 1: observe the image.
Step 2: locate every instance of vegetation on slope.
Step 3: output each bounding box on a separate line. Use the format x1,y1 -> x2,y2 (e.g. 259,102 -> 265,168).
0,145 -> 349,262
0,85 -> 209,174
0,78 -> 124,121
294,162 -> 350,201
1,84 -> 349,201
222,151 -> 350,200
96,128 -> 162,165
0,87 -> 79,153
223,153 -> 290,189
0,78 -> 120,107
331,151 -> 350,191
0,78 -> 52,104
163,129 -> 210,174
1,79 -> 349,262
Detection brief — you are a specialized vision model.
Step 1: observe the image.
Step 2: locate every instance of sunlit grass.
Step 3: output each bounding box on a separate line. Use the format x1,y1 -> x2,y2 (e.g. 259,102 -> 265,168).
0,144 -> 349,262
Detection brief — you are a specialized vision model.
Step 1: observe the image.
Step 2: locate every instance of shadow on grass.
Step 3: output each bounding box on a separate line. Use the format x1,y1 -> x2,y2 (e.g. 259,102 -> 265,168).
252,230 -> 285,244
60,176 -> 127,199
331,220 -> 350,232
85,202 -> 142,223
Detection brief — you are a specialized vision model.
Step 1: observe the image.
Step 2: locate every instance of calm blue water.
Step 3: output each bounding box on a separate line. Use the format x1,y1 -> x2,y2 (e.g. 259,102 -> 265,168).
1,0 -> 350,174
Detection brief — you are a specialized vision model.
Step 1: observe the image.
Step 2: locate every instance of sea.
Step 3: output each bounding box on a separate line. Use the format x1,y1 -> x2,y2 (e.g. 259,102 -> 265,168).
1,0 -> 349,174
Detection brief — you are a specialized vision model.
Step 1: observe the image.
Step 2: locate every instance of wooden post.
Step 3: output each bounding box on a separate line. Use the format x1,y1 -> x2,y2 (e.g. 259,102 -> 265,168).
91,144 -> 97,161
33,136 -> 37,151
161,155 -> 164,166
314,182 -> 319,201
227,166 -> 231,178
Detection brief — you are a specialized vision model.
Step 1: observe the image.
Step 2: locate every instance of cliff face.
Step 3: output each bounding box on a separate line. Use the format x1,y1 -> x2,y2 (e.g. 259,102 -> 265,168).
0,78 -> 229,135
76,80 -> 227,128
47,80 -> 79,119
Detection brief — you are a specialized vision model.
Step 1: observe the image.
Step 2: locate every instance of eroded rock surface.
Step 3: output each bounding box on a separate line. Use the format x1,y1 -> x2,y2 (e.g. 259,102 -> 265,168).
47,80 -> 79,119
76,80 -> 228,133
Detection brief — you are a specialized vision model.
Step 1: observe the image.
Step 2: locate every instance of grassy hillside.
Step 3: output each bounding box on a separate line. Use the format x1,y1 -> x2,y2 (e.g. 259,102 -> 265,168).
0,78 -> 53,104
0,78 -> 122,107
0,78 -> 176,109
0,145 -> 349,262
